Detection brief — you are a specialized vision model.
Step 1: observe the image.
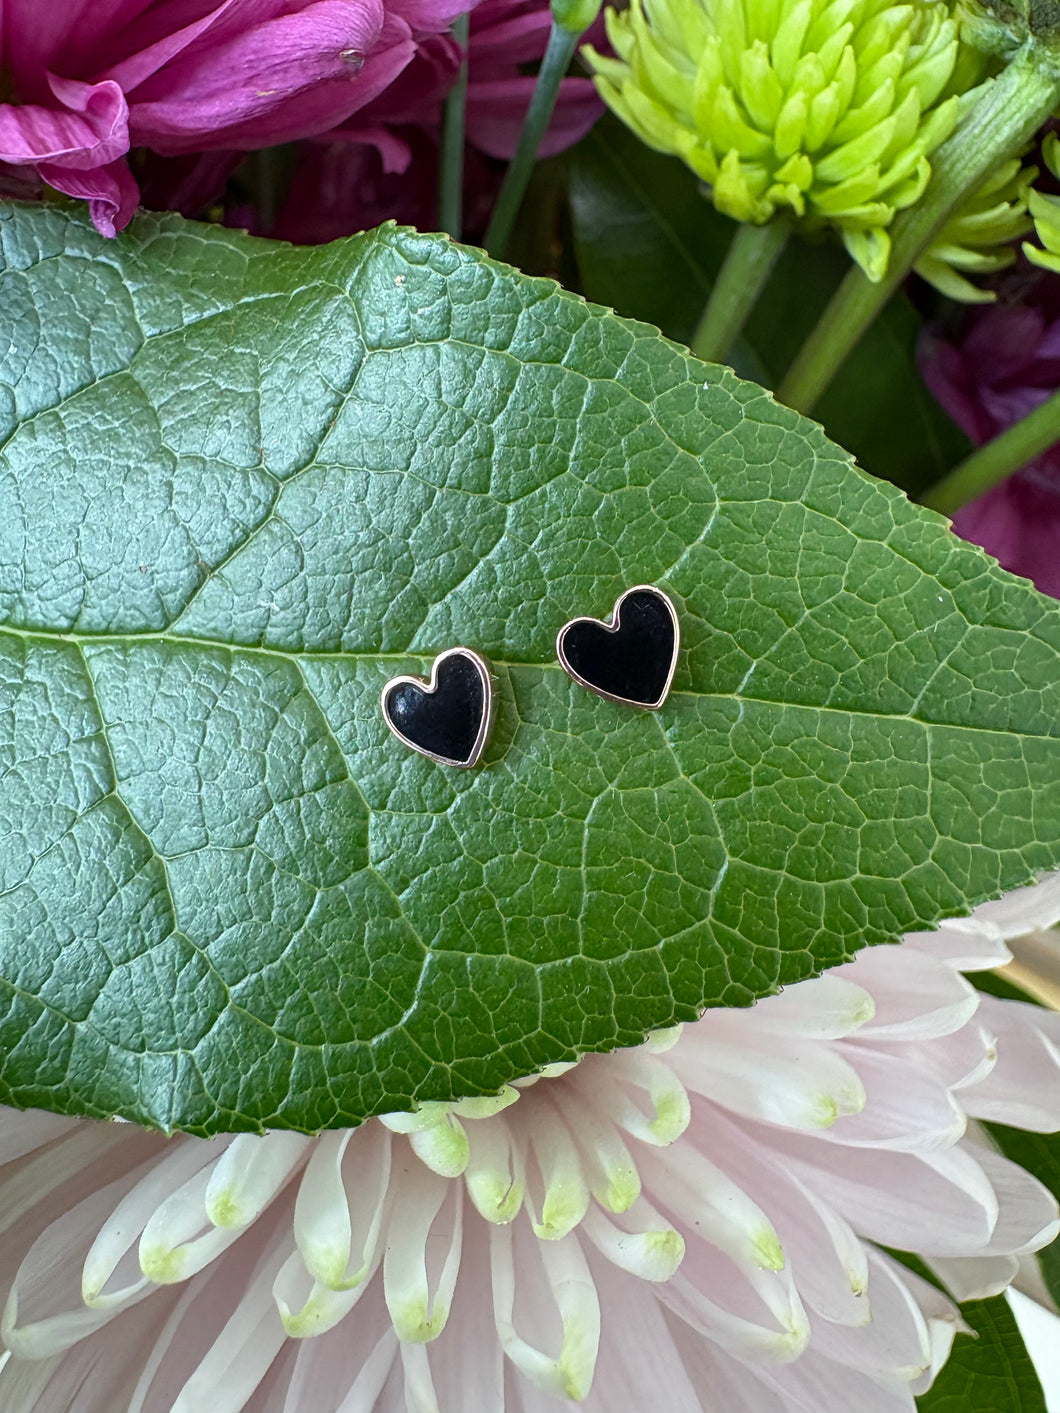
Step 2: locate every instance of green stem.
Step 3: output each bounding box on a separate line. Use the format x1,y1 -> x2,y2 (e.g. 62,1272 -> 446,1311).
691,219 -> 789,364
920,386 -> 1060,514
438,13 -> 471,240
778,44 -> 1060,414
483,23 -> 579,259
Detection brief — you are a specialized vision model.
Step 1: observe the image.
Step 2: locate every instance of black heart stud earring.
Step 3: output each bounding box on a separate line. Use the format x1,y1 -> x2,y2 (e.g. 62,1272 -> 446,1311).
557,585 -> 680,710
381,648 -> 495,768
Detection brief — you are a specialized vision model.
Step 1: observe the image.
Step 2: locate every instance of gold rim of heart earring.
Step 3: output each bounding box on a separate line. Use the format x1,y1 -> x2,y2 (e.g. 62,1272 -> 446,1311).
556,585 -> 680,710
381,648 -> 495,768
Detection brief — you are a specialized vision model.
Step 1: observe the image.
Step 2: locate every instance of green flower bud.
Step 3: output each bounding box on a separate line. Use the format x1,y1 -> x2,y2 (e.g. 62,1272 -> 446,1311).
583,0 -> 969,280
1024,130 -> 1060,271
552,0 -> 603,35
915,153 -> 1036,300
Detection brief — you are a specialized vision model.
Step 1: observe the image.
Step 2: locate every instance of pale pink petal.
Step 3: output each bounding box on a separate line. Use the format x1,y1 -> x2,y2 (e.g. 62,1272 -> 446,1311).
974,874 -> 1060,938
928,1252 -> 1019,1302
416,1216 -> 504,1413
904,920 -> 1012,971
764,1130 -> 999,1256
838,945 -> 979,1040
813,1044 -> 966,1152
747,973 -> 876,1040
813,1249 -> 953,1384
0,1107 -> 79,1164
963,992 -> 1060,1130
972,1146 -> 1059,1257
581,1254 -> 703,1413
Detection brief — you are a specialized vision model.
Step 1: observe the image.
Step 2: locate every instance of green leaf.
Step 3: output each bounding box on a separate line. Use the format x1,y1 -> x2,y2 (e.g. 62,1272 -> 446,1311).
917,1294 -> 1047,1412
1,201 -> 1060,1136
568,117 -> 973,494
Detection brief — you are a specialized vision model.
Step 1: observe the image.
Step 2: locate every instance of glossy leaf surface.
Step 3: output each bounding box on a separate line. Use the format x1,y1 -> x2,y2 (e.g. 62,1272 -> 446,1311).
1,203 -> 1059,1134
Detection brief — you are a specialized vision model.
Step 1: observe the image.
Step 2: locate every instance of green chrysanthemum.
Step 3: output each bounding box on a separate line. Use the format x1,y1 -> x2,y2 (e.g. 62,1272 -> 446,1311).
583,0 -> 966,280
915,153 -> 1036,300
1024,130 -> 1060,273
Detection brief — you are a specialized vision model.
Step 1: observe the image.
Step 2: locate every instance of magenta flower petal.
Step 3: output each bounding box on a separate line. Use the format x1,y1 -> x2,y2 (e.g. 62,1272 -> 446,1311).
0,0 -> 467,234
919,287 -> 1060,599
37,155 -> 140,236
95,1 -> 294,94
388,0 -> 482,33
467,74 -> 602,158
952,479 -> 1060,598
0,76 -> 128,168
468,9 -> 553,66
127,2 -> 388,148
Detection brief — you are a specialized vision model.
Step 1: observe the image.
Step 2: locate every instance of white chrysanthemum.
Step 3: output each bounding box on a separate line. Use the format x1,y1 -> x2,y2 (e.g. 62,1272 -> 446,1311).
3,878 -> 1060,1413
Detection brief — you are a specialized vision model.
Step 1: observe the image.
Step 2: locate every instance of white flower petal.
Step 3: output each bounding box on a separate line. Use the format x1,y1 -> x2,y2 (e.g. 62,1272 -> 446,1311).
817,1249 -> 945,1382
656,1252 -> 809,1367
973,873 -> 1060,939
86,1141 -> 218,1299
276,1300 -> 396,1413
169,1238 -> 291,1413
398,1341 -> 440,1413
573,1049 -> 691,1146
0,1108 -> 80,1166
698,1107 -> 870,1327
293,1126 -> 390,1290
636,1134 -> 785,1274
519,1098 -> 590,1241
382,1162 -> 462,1343
411,1218 -> 503,1413
904,916 -> 1012,972
550,1084 -> 641,1214
751,974 -> 876,1039
928,1252 -> 1019,1302
840,946 -> 979,1040
814,1043 -> 967,1152
139,1166 -> 239,1287
668,1029 -> 866,1131
964,992 -> 1060,1130
463,1113 -> 525,1225
580,1199 -> 685,1282
490,1223 -> 600,1401
205,1133 -> 309,1229
272,1249 -> 377,1339
973,1146 -> 1059,1257
765,1126 -> 1001,1256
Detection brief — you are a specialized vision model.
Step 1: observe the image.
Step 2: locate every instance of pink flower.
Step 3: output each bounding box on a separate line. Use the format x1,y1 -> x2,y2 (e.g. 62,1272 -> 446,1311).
919,284 -> 1060,598
0,0 -> 471,236
266,0 -> 605,243
2,876 -> 1060,1411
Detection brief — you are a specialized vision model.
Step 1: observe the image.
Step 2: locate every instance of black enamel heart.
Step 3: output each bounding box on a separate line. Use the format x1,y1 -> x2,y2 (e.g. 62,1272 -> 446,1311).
557,586 -> 679,709
382,649 -> 493,768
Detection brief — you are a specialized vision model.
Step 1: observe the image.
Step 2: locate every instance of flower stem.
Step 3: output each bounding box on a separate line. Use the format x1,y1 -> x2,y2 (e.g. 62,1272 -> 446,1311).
438,12 -> 471,240
920,386 -> 1060,515
483,22 -> 579,259
777,45 -> 1060,414
691,220 -> 789,364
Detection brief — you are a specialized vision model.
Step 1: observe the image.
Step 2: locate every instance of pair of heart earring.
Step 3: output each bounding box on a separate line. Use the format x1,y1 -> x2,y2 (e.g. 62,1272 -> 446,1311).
381,585 -> 680,769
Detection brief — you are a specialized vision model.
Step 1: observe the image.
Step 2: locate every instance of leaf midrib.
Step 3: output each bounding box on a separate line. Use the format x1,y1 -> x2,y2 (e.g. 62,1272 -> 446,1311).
1,623 -> 1054,739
